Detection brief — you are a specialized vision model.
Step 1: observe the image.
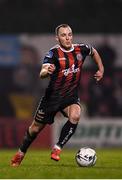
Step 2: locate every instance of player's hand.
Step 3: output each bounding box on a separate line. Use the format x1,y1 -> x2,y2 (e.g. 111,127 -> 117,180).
94,70 -> 103,82
48,64 -> 56,74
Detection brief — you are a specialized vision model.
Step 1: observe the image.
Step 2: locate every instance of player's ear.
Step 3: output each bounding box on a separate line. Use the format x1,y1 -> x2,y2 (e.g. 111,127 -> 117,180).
55,35 -> 59,42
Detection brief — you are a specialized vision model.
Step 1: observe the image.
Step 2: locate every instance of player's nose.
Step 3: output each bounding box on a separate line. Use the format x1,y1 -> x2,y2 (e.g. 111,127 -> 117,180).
66,35 -> 69,40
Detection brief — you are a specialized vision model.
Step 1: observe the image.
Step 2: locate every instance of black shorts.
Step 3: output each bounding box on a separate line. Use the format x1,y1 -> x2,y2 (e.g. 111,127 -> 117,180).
34,96 -> 81,125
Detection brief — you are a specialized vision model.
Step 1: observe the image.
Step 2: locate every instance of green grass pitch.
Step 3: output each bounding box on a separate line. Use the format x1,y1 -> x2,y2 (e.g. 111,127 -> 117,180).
0,148 -> 122,179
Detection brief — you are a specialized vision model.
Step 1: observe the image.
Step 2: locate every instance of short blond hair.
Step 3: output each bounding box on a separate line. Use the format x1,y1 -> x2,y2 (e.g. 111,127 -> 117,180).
55,24 -> 71,35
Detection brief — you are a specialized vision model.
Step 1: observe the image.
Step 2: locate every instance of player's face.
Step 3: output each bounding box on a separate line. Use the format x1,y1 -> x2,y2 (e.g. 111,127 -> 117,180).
56,27 -> 73,50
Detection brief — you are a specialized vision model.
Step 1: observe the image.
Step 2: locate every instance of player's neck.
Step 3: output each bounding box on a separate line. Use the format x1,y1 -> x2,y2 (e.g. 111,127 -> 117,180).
59,44 -> 74,52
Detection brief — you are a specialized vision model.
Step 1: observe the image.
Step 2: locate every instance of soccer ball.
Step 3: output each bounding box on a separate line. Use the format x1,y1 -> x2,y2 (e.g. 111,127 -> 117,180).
75,147 -> 97,167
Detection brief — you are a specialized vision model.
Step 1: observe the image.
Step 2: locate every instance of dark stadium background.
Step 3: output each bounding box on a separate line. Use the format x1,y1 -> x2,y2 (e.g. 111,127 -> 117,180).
0,0 -> 122,149
0,0 -> 122,33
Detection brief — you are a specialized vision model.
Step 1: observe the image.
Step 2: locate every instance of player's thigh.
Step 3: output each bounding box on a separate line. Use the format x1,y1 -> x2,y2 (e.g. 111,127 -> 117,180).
62,106 -> 70,117
69,104 -> 81,123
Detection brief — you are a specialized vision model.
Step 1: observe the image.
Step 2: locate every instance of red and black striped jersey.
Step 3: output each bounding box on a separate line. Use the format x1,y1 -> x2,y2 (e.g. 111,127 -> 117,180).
42,43 -> 93,101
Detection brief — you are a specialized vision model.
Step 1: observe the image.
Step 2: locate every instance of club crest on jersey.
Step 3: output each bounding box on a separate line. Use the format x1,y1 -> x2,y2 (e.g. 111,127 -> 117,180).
62,64 -> 80,76
76,53 -> 82,61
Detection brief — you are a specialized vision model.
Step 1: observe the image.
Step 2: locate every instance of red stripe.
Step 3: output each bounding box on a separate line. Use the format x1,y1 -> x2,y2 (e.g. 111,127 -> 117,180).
74,46 -> 83,84
54,48 -> 66,90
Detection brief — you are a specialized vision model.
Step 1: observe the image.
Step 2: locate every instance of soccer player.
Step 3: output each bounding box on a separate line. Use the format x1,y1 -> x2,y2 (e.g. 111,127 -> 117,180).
11,24 -> 104,167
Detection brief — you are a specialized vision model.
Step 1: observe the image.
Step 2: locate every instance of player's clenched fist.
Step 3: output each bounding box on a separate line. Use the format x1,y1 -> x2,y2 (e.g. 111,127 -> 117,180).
48,64 -> 56,74
40,64 -> 56,78
94,70 -> 104,81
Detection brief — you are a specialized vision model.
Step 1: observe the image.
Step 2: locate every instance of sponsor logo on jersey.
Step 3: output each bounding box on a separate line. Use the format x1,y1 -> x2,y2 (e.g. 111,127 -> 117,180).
62,64 -> 80,76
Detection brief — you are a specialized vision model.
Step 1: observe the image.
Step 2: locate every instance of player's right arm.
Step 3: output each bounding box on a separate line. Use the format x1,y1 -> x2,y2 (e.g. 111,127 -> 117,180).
40,49 -> 56,79
40,63 -> 55,78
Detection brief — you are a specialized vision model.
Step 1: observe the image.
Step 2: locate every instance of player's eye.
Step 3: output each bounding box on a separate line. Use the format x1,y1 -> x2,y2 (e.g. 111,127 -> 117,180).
68,33 -> 72,36
61,34 -> 66,37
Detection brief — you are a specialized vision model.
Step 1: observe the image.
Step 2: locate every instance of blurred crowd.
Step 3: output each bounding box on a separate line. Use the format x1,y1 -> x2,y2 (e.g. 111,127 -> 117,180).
0,43 -> 42,119
0,38 -> 122,119
80,39 -> 122,117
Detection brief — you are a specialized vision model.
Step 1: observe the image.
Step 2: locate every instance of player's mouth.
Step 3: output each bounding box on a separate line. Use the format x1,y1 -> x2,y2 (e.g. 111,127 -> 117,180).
66,41 -> 71,45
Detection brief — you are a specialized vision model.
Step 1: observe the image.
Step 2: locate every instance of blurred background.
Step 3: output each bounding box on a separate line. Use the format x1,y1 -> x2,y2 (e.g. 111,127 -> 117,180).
0,0 -> 122,149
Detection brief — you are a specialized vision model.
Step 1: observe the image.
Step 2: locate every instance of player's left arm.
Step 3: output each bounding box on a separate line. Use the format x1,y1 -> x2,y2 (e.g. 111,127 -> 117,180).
91,48 -> 104,82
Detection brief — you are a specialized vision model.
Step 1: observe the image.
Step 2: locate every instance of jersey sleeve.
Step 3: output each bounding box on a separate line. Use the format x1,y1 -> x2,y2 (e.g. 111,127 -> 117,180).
80,44 -> 93,57
43,50 -> 55,65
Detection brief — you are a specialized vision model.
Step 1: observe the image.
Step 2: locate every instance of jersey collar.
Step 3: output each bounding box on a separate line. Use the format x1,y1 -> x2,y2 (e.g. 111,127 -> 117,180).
59,44 -> 74,52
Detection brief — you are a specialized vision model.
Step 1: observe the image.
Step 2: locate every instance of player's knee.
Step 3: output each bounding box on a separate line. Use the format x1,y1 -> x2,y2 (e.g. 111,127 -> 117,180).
70,113 -> 80,124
